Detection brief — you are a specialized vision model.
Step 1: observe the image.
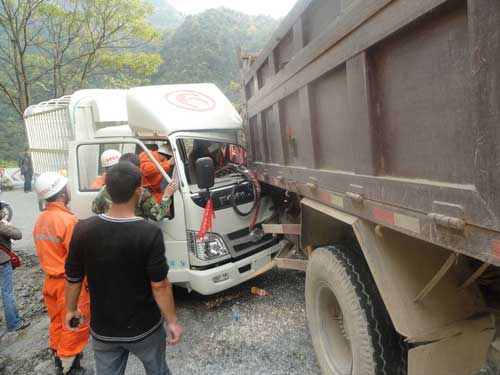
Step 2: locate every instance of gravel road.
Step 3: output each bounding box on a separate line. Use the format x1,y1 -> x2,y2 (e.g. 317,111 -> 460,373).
0,189 -> 496,375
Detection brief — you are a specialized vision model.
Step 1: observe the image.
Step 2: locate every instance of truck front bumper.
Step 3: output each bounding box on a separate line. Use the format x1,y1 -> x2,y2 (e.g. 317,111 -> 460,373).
186,241 -> 284,295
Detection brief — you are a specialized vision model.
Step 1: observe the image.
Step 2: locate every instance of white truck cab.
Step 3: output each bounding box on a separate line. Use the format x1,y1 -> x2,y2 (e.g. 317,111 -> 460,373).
24,84 -> 283,295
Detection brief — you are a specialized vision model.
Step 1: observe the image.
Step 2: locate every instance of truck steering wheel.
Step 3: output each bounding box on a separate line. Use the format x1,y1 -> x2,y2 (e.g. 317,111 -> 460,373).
216,164 -> 259,217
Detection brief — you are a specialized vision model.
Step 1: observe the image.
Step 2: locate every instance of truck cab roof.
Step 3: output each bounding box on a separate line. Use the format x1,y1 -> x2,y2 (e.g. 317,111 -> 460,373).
24,84 -> 241,173
127,83 -> 242,136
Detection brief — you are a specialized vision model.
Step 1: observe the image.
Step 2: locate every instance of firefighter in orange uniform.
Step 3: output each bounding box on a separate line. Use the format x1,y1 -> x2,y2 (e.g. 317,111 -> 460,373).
33,172 -> 90,375
139,144 -> 174,203
90,149 -> 121,189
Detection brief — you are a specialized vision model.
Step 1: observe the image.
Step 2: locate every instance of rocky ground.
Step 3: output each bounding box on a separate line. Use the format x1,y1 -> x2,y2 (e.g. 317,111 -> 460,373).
0,189 -> 497,375
0,251 -> 320,375
0,190 -> 320,375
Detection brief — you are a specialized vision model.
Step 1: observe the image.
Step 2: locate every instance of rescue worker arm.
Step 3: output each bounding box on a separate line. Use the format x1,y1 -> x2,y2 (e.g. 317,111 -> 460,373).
61,217 -> 77,253
143,183 -> 176,221
65,224 -> 85,328
0,221 -> 22,240
91,186 -> 111,214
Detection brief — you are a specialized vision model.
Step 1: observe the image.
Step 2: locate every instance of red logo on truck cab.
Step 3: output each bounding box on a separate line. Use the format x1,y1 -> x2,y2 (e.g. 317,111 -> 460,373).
166,90 -> 216,112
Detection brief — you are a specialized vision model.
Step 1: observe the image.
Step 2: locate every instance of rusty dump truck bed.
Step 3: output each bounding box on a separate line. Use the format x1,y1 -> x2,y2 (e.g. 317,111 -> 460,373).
241,0 -> 500,266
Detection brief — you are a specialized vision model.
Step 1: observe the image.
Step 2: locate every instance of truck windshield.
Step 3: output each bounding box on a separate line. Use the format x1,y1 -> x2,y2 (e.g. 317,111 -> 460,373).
177,138 -> 247,192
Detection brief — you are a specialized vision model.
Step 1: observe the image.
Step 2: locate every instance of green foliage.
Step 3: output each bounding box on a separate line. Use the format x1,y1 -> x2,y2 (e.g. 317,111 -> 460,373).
0,98 -> 25,161
0,0 -> 162,116
98,52 -> 162,76
0,160 -> 18,168
152,8 -> 278,105
0,3 -> 278,160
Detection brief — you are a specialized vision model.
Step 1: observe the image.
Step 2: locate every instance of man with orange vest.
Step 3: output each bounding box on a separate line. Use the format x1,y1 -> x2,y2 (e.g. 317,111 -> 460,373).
33,172 -> 90,375
90,149 -> 121,189
140,144 -> 175,203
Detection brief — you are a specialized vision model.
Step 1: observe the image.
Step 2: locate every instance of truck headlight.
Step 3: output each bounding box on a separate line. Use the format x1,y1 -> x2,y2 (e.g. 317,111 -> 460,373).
187,231 -> 230,261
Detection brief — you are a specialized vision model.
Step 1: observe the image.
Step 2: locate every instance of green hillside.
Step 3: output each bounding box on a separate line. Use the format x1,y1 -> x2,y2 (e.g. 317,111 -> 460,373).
149,0 -> 185,29
152,8 -> 278,106
0,3 -> 278,161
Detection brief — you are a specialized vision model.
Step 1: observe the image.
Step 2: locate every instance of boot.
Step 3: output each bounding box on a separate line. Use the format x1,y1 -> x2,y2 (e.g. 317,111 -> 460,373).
65,353 -> 92,375
71,353 -> 83,369
66,367 -> 87,375
51,349 -> 64,375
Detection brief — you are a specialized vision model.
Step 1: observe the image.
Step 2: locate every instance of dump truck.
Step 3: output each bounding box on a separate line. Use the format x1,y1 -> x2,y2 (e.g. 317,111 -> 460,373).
24,85 -> 284,295
237,0 -> 500,374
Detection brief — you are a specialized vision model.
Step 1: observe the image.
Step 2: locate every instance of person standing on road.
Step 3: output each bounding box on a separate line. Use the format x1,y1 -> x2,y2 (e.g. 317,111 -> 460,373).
65,162 -> 182,375
33,172 -> 91,375
92,153 -> 177,221
0,203 -> 29,333
19,148 -> 33,193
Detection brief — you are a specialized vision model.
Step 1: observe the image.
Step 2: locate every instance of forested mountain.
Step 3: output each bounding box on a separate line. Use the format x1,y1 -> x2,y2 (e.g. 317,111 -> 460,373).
149,0 -> 185,29
152,8 -> 279,105
0,2 -> 278,162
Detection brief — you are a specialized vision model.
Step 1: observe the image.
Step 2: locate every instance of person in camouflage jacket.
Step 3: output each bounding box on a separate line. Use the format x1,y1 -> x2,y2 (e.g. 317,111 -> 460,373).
92,184 -> 176,221
92,153 -> 177,221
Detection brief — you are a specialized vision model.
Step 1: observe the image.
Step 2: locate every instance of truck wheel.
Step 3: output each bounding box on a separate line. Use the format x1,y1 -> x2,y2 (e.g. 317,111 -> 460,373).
305,245 -> 407,375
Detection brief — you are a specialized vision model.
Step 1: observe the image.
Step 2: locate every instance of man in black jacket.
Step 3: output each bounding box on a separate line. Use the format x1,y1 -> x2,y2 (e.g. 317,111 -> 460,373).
19,149 -> 33,193
0,203 -> 29,332
65,162 -> 182,375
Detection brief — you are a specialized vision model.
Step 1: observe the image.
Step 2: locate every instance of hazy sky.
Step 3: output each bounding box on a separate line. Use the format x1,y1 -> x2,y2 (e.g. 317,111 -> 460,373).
168,0 -> 298,18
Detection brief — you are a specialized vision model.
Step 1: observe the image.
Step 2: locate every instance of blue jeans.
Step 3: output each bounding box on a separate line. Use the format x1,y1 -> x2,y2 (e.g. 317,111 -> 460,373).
24,172 -> 33,192
92,325 -> 171,375
0,262 -> 23,331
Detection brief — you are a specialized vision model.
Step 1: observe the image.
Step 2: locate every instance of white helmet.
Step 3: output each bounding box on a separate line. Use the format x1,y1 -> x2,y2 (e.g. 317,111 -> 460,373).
158,144 -> 172,156
101,149 -> 121,168
34,172 -> 68,200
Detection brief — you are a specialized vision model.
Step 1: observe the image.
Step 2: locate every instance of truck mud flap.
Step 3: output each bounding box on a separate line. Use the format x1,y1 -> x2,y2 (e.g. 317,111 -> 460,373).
408,315 -> 495,375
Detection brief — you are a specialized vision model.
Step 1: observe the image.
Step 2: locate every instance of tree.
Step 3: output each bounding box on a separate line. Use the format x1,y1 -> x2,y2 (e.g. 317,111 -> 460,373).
0,0 -> 44,116
0,0 -> 162,118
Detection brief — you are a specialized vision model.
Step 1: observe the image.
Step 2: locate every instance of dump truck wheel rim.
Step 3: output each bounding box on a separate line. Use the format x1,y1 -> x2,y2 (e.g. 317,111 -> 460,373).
317,281 -> 353,375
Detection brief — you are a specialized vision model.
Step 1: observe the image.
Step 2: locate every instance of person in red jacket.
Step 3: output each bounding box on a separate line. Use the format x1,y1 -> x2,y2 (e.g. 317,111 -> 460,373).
139,144 -> 175,203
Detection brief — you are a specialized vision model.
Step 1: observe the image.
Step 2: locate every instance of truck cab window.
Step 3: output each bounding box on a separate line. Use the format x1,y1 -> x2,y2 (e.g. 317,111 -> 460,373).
177,138 -> 247,192
77,143 -> 135,191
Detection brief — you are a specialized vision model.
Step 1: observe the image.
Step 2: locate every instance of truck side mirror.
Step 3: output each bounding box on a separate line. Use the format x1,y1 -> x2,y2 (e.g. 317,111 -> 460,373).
196,157 -> 215,190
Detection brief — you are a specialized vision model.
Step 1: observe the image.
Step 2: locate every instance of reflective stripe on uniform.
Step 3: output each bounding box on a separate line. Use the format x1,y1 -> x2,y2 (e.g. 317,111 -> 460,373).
34,233 -> 62,243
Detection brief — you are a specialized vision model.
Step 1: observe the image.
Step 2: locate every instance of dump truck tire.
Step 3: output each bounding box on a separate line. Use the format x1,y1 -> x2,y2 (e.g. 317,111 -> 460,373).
305,245 -> 407,375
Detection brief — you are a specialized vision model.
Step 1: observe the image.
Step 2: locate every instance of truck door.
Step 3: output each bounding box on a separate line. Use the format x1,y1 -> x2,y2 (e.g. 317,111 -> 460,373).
68,139 -> 189,281
69,140 -> 138,218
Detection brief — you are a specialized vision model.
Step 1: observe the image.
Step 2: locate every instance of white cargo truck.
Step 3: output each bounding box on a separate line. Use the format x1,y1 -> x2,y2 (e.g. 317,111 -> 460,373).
24,84 -> 283,295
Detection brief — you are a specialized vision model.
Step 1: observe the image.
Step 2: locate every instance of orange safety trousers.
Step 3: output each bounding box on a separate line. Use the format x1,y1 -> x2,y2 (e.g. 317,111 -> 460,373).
43,277 -> 90,358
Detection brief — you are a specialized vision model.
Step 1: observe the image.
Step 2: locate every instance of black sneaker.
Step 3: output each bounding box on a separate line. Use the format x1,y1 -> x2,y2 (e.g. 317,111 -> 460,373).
65,353 -> 93,375
52,350 -> 64,375
66,368 -> 89,375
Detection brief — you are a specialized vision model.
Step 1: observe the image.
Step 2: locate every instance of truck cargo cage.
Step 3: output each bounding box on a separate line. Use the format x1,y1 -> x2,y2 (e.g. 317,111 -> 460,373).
24,96 -> 73,174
